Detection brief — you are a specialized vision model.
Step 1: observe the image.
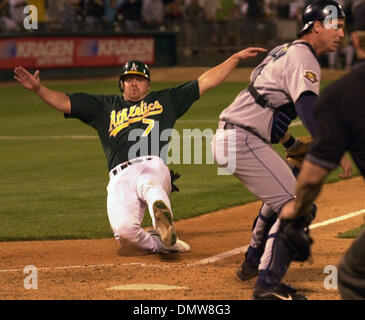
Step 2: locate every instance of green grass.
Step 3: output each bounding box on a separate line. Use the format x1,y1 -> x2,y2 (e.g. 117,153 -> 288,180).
0,79 -> 359,241
337,224 -> 365,239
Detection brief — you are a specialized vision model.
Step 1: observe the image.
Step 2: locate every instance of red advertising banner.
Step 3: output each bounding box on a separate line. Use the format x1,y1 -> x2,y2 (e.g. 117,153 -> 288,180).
0,36 -> 155,69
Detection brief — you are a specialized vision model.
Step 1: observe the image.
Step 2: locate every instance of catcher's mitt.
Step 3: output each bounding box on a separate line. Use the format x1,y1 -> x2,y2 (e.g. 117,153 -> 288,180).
279,216 -> 313,262
285,136 -> 313,170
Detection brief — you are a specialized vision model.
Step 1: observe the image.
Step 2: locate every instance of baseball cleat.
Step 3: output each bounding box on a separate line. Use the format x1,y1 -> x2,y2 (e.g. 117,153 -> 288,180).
253,283 -> 307,300
236,260 -> 259,281
279,282 -> 297,294
160,239 -> 191,254
153,200 -> 177,246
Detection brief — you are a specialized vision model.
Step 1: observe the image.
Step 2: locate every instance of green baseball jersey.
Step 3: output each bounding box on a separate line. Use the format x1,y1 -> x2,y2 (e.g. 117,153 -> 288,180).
65,80 -> 200,171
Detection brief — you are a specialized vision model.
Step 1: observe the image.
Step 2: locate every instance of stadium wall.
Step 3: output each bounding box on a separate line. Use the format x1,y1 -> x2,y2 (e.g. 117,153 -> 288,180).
0,31 -> 177,81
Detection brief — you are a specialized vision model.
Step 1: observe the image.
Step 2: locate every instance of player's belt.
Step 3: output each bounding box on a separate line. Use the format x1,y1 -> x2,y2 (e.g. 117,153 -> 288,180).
110,156 -> 154,177
223,121 -> 270,144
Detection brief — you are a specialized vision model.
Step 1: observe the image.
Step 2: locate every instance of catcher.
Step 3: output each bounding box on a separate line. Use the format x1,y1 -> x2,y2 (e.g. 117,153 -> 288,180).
214,1 -> 353,300
236,129 -> 353,277
236,131 -> 352,282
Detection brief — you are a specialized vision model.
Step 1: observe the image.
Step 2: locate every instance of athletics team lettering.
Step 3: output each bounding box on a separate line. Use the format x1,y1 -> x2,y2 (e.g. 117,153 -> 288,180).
109,100 -> 163,137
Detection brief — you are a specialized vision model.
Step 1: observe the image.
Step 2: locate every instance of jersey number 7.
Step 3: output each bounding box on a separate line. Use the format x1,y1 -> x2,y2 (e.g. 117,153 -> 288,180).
142,118 -> 155,137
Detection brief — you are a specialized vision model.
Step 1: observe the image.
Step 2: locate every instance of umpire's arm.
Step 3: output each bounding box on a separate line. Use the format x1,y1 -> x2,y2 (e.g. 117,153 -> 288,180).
197,47 -> 267,96
14,66 -> 71,114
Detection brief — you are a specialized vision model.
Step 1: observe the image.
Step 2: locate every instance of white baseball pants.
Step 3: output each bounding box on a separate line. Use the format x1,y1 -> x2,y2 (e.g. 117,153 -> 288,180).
107,156 -> 172,253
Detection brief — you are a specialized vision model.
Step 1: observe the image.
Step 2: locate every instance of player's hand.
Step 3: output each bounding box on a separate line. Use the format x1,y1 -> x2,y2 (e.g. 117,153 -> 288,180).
339,154 -> 353,179
280,198 -> 313,221
279,199 -> 296,220
14,66 -> 41,92
236,47 -> 267,60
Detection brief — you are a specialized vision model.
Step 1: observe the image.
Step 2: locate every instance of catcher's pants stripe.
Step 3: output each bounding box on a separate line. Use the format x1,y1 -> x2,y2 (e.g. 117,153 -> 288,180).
107,156 -> 172,253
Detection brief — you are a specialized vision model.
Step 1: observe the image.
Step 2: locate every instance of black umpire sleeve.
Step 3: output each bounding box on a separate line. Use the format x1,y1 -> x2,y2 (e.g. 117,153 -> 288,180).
338,229 -> 365,300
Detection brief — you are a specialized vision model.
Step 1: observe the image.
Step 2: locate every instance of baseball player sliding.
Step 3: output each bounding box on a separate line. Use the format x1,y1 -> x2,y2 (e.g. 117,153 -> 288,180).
213,1 -> 352,299
14,47 -> 266,254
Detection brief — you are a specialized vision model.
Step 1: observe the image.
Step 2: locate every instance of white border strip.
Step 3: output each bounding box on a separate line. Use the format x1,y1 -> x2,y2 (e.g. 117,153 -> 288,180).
0,209 -> 363,273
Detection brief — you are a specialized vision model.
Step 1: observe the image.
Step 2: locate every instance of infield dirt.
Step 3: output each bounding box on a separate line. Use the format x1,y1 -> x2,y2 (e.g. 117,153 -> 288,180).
0,176 -> 364,300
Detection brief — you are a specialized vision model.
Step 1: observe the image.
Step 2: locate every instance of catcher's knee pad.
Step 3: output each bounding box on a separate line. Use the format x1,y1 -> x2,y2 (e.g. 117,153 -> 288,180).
252,204 -> 278,231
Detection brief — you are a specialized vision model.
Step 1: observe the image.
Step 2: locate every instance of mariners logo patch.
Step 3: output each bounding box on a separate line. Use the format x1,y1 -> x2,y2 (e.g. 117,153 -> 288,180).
303,71 -> 319,84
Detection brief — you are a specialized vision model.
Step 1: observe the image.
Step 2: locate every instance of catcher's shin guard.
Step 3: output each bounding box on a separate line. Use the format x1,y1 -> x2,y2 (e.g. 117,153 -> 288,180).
257,217 -> 294,284
250,203 -> 278,256
238,204 -> 279,280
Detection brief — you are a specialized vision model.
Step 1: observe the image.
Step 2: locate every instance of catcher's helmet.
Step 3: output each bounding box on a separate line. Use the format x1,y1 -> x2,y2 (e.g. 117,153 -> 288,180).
298,1 -> 346,37
119,60 -> 150,92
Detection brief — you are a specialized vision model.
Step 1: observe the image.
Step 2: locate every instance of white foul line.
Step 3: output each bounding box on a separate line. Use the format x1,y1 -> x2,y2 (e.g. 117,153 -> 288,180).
0,262 -> 182,273
309,209 -> 365,230
0,209 -> 363,273
188,246 -> 249,266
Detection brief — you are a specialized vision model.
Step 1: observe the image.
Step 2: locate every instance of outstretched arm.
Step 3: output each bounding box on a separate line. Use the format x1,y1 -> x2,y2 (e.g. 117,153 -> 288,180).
14,66 -> 71,114
197,47 -> 267,96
